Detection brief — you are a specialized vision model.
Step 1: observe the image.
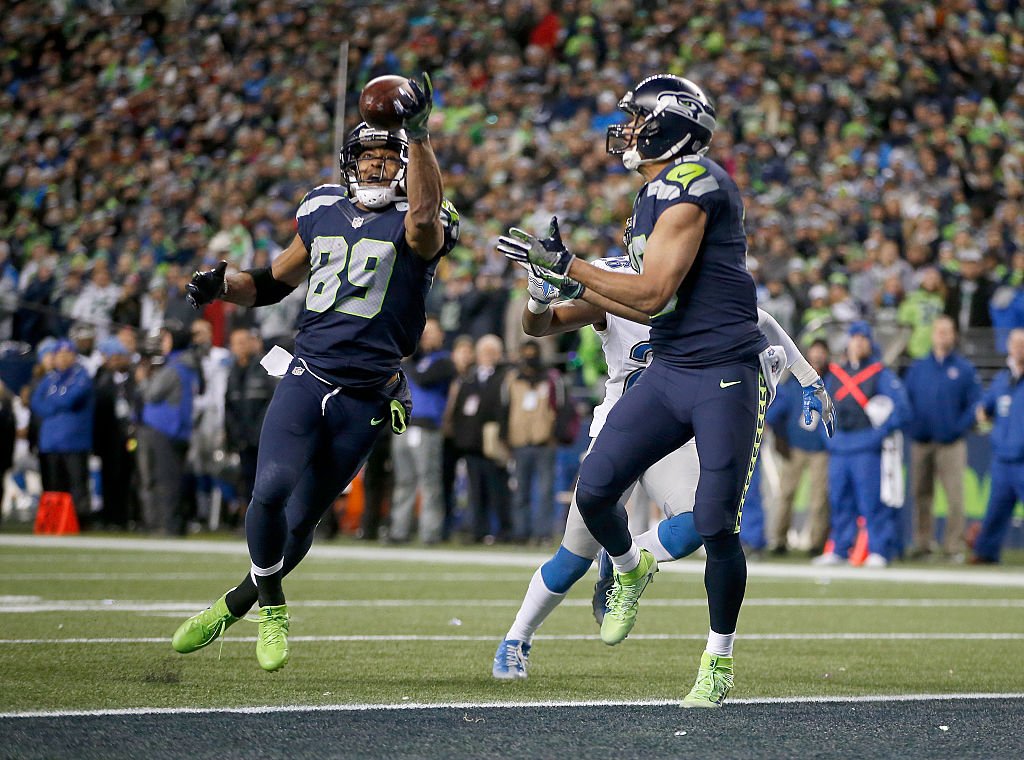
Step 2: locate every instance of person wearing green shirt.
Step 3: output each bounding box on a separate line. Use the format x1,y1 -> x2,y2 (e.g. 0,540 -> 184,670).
898,267 -> 947,358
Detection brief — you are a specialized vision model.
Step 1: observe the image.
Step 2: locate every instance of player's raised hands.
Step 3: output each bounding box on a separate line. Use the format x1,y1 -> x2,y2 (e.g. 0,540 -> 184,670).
497,216 -> 575,276
396,72 -> 433,141
186,260 -> 227,310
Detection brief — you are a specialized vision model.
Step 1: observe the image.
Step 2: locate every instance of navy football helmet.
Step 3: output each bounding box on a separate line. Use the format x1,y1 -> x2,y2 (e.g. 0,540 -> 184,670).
340,122 -> 409,208
606,74 -> 717,171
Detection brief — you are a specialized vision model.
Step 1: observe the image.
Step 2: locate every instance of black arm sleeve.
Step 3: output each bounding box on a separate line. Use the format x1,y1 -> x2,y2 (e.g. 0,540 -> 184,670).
245,267 -> 297,307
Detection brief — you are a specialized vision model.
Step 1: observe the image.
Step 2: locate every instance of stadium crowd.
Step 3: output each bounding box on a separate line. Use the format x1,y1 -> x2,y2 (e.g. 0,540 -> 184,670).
2,0 -> 1024,561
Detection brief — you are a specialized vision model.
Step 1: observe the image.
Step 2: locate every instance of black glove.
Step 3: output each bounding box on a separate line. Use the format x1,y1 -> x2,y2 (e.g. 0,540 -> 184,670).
385,371 -> 413,434
186,261 -> 227,310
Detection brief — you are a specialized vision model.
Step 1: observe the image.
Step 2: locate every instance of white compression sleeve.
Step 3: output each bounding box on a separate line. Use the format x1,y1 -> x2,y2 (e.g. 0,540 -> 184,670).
757,308 -> 819,386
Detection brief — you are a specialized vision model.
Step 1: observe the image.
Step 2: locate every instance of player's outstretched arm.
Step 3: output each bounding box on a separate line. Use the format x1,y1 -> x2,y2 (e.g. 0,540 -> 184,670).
399,73 -> 444,260
569,203 -> 705,315
580,289 -> 651,326
187,234 -> 309,309
524,299 -> 606,337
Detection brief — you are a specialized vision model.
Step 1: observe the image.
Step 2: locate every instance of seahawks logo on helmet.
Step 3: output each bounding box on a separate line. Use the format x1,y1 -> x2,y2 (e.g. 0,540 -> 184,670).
606,74 -> 717,172
340,122 -> 409,209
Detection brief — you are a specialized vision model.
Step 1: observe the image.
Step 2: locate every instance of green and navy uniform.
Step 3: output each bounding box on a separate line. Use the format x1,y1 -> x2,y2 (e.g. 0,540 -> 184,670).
246,184 -> 458,573
575,155 -> 769,551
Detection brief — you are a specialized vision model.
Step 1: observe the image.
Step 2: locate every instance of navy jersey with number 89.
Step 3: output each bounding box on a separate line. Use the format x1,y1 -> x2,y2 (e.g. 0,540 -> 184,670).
293,184 -> 459,388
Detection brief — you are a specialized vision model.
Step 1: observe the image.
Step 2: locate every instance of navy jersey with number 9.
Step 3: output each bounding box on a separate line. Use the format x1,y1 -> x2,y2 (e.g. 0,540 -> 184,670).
293,184 -> 459,388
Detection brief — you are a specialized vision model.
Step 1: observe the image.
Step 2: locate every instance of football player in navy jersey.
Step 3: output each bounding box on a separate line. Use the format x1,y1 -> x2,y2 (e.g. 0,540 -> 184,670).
172,74 -> 459,671
500,74 -> 832,707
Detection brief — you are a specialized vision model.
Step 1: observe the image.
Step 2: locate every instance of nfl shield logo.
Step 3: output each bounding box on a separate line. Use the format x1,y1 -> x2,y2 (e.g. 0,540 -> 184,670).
351,216 -> 364,228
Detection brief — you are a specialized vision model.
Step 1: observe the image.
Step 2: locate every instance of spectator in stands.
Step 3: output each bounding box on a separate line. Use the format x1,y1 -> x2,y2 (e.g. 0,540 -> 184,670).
946,249 -> 997,333
766,339 -> 831,556
904,316 -> 982,560
971,328 -> 1024,564
30,339 -> 94,529
224,328 -> 276,525
92,336 -> 137,529
390,318 -> 454,545
502,340 -> 564,544
898,267 -> 948,359
815,322 -> 910,568
446,334 -> 511,543
136,323 -> 199,535
441,335 -> 475,538
188,318 -> 230,527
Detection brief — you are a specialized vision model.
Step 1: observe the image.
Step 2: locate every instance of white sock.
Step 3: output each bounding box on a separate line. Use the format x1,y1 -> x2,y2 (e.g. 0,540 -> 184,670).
634,526 -> 673,562
505,568 -> 566,644
610,543 -> 641,574
706,628 -> 735,657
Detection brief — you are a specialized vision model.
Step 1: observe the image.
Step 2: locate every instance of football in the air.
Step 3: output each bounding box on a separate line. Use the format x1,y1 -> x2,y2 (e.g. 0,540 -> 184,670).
359,75 -> 412,131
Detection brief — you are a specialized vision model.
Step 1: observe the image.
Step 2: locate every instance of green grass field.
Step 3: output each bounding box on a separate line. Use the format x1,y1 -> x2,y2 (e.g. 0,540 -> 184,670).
2,535 -> 1023,715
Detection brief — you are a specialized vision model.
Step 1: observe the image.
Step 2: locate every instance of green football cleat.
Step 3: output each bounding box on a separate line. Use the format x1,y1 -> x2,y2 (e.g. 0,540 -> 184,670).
681,650 -> 734,708
599,549 -> 657,645
171,595 -> 240,654
256,604 -> 290,672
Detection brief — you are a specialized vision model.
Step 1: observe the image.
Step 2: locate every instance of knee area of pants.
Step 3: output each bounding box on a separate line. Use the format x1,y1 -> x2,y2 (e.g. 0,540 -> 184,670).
540,547 -> 593,594
577,449 -> 617,492
702,530 -> 743,561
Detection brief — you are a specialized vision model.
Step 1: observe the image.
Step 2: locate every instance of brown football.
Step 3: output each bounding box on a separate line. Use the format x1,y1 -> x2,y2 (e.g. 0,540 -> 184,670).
358,75 -> 411,131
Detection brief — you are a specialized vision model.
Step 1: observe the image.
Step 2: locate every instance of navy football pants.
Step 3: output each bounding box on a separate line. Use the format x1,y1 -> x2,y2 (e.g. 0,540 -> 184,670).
575,358 -> 766,554
245,362 -> 388,573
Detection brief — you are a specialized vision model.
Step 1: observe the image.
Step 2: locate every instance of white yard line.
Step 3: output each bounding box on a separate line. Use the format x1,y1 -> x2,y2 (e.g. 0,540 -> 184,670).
2,692 -> 1022,719
2,632 -> 1023,644
3,534 -> 1024,587
2,573 -> 528,582
3,597 -> 1024,613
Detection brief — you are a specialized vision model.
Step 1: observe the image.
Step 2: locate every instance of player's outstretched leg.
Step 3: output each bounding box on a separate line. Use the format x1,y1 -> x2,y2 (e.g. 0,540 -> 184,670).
493,544 -> 594,679
593,511 -> 703,624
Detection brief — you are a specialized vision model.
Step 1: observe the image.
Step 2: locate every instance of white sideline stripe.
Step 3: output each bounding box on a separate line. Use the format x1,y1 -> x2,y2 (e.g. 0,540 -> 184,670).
3,633 -> 1023,644
4,535 -> 1024,587
4,597 -> 1024,613
2,692 -> 1022,719
2,573 -> 529,582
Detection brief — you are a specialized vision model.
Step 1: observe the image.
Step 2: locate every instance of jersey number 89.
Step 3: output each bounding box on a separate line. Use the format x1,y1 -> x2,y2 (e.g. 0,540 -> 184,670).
306,236 -> 397,318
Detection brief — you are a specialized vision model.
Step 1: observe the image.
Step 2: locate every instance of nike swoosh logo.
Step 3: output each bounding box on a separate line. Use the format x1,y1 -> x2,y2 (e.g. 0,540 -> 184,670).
370,416 -> 385,426
720,380 -> 741,388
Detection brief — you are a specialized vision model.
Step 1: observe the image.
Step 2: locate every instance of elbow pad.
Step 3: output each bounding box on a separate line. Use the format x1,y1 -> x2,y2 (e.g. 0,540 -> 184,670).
245,267 -> 295,306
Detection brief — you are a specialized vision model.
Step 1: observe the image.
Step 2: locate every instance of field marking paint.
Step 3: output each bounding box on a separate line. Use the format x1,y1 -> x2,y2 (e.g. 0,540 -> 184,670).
2,692 -> 1022,719
2,573 -> 528,582
2,632 -> 1023,644
3,597 -> 1024,613
3,534 -> 1024,587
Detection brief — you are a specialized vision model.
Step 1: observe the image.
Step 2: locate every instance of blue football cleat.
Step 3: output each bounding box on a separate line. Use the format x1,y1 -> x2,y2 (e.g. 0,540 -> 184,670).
492,638 -> 531,680
592,550 -> 613,625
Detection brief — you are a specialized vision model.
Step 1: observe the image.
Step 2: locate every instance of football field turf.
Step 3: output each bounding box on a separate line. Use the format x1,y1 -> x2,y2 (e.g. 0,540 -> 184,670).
1,534 -> 1022,759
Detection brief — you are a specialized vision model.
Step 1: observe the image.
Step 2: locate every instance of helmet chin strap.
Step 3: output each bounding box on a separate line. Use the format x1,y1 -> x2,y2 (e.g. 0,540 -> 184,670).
622,133 -> 705,173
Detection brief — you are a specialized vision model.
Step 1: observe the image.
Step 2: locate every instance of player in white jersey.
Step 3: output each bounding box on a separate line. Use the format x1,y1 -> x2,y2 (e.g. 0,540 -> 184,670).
493,256 -> 829,679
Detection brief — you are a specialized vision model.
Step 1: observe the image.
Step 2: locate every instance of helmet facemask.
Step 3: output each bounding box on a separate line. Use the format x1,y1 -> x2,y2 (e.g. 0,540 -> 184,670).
341,124 -> 409,209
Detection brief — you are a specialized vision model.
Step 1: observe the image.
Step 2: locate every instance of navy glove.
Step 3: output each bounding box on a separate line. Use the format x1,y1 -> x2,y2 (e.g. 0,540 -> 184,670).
186,261 -> 227,310
802,378 -> 835,437
497,216 -> 575,276
395,72 -> 432,142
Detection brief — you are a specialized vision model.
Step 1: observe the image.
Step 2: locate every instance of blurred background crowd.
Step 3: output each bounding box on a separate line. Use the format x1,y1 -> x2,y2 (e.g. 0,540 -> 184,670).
2,0 -> 1024,560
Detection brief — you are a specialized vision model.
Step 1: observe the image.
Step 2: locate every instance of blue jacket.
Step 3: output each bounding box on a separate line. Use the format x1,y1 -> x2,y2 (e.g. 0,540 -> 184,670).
904,351 -> 981,444
404,350 -> 454,429
981,366 -> 1024,463
825,360 -> 911,454
765,377 -> 827,452
31,363 -> 94,453
141,353 -> 198,442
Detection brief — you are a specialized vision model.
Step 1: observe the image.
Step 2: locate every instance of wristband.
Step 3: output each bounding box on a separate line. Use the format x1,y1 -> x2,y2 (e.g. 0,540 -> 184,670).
791,357 -> 820,387
527,298 -> 550,314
